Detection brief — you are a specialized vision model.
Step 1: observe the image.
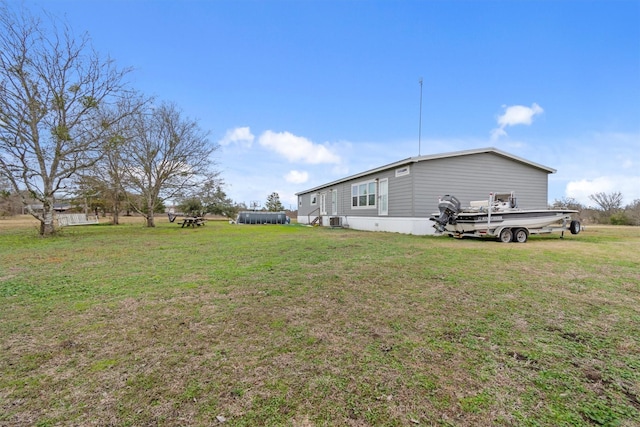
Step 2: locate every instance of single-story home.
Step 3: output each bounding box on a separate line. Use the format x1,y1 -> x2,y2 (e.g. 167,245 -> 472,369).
295,147 -> 556,235
24,202 -> 72,213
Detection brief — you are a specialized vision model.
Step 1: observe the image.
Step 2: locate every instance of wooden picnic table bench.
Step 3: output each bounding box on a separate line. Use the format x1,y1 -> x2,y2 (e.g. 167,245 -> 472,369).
178,217 -> 206,228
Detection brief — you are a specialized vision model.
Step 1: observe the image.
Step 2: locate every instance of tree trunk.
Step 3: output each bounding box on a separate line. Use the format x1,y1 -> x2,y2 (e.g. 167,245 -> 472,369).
145,194 -> 155,227
39,198 -> 56,236
39,219 -> 55,236
111,196 -> 120,225
111,188 -> 120,224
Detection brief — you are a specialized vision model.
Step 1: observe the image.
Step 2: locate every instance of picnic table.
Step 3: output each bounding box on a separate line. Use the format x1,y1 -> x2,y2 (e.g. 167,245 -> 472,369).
178,216 -> 206,228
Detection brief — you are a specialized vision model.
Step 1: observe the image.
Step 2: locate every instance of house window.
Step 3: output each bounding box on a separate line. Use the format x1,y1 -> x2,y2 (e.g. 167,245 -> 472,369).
351,181 -> 376,208
310,193 -> 318,206
395,166 -> 410,177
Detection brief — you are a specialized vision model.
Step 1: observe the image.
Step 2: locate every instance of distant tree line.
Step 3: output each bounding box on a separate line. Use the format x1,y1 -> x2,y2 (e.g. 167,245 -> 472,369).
0,3 -> 242,235
551,191 -> 640,226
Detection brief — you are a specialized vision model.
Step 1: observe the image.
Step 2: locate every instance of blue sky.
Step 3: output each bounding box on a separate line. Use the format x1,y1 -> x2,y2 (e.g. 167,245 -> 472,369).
26,0 -> 640,208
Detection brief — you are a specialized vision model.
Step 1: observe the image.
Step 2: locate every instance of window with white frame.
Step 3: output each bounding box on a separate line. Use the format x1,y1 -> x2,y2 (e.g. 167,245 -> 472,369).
310,193 -> 318,206
351,181 -> 377,208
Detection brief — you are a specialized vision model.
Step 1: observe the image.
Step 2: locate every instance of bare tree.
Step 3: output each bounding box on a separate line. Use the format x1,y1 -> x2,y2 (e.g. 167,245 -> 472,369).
588,191 -> 624,213
96,137 -> 127,224
119,102 -> 218,227
0,4 -> 136,235
550,197 -> 583,212
550,197 -> 584,221
86,96 -> 148,224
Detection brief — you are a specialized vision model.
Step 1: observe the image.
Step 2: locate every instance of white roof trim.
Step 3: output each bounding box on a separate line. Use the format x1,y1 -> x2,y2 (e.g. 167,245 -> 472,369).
296,147 -> 556,195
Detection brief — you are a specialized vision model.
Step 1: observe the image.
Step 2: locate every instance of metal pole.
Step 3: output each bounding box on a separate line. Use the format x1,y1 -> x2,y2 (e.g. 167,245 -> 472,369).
418,77 -> 423,156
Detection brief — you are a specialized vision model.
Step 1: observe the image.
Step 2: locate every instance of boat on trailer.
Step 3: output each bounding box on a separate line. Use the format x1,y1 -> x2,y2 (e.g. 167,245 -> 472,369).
430,192 -> 581,243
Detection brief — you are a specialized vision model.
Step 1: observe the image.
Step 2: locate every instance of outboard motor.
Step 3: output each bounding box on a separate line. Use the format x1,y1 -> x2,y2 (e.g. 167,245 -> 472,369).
430,195 -> 461,232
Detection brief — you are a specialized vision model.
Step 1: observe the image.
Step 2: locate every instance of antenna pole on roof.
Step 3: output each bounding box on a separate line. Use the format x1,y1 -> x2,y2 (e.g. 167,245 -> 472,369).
418,77 -> 423,156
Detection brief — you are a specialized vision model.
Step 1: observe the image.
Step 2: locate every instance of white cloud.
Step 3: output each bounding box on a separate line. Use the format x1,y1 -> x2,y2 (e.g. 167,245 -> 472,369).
284,170 -> 309,184
498,103 -> 544,127
566,175 -> 640,206
490,127 -> 508,140
491,103 -> 544,140
258,130 -> 341,164
219,126 -> 255,147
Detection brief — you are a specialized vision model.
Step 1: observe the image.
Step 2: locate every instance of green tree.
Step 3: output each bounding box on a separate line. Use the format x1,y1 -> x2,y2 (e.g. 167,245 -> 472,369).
202,182 -> 240,219
176,178 -> 240,219
265,192 -> 285,212
177,197 -> 204,217
609,212 -> 631,225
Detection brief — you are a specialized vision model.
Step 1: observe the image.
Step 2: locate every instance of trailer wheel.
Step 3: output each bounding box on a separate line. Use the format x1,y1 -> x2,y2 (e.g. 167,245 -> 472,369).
570,220 -> 581,235
499,228 -> 513,243
514,228 -> 529,243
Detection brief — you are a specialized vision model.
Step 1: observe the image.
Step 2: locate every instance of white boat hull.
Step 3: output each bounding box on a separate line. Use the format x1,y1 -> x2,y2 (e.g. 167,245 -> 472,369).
444,210 -> 575,234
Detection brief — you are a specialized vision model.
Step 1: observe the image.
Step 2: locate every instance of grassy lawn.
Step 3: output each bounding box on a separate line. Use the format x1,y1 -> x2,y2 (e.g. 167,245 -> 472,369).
1,218 -> 639,426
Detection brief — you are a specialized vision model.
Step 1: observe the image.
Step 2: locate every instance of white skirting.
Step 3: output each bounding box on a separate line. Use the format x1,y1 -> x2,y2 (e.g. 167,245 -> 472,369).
299,215 -> 437,236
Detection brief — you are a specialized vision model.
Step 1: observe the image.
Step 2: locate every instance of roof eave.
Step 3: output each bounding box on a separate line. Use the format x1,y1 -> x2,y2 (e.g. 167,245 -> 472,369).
296,147 -> 556,195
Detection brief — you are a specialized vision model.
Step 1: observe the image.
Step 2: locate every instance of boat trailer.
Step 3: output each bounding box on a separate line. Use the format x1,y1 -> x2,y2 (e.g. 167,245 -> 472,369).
430,193 -> 581,243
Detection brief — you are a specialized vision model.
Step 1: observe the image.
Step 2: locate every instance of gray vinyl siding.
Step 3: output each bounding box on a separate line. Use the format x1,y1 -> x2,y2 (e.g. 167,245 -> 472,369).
339,182 -> 352,215
412,153 -> 549,216
297,192 -> 318,218
388,170 -> 414,216
297,151 -> 550,220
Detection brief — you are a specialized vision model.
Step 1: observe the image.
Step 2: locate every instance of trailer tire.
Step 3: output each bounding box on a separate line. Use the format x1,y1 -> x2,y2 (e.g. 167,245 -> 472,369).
570,220 -> 581,235
514,228 -> 529,243
499,228 -> 513,243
